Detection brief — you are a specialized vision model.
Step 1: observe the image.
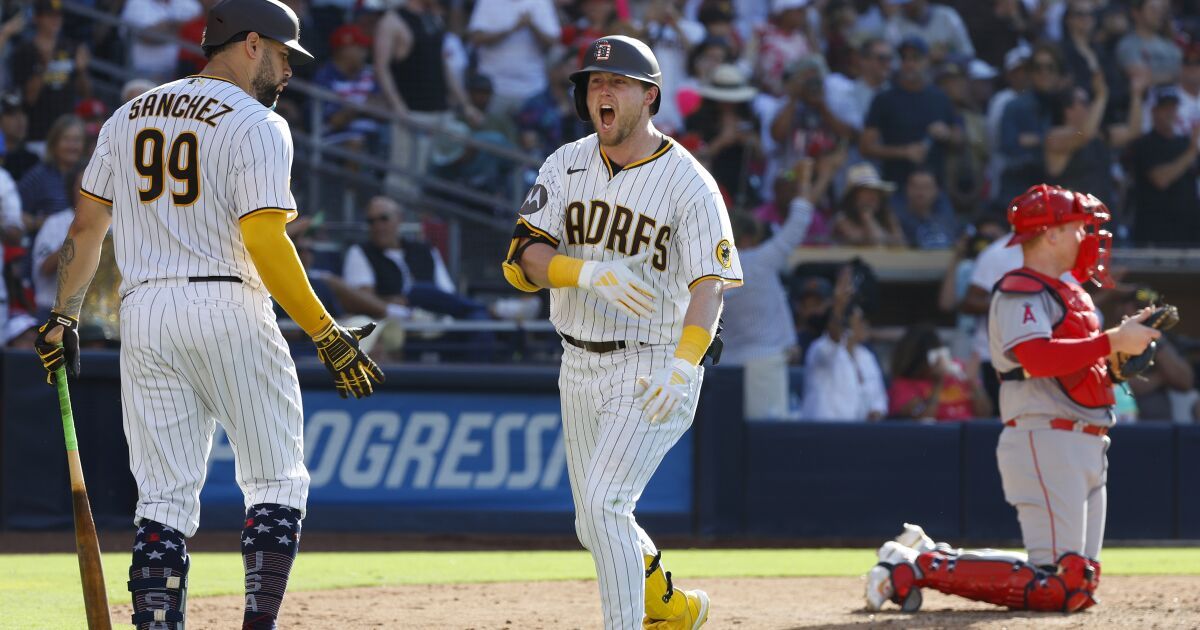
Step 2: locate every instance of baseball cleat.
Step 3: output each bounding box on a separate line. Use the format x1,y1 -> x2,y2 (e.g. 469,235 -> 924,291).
644,589 -> 709,629
894,522 -> 936,553
865,564 -> 894,611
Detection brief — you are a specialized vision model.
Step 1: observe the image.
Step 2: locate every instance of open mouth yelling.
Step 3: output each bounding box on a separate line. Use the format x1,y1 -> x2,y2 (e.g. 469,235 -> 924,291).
598,104 -> 615,131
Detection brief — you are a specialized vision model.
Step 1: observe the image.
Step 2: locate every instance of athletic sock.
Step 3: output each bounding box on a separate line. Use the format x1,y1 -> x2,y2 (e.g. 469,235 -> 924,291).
129,520 -> 188,630
241,503 -> 302,630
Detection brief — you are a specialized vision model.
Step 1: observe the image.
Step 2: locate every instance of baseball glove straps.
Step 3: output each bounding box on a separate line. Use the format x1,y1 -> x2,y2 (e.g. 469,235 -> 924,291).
1111,304 -> 1178,382
35,311 -> 81,384
311,321 -> 385,398
549,253 -> 659,318
636,358 -> 697,424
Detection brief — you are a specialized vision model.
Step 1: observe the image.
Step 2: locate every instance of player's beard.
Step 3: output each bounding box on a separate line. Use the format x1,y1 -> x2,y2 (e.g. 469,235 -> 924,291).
251,53 -> 284,108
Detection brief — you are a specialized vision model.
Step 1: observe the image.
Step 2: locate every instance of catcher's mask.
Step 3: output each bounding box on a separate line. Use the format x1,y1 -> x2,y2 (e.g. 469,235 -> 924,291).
1006,184 -> 1114,288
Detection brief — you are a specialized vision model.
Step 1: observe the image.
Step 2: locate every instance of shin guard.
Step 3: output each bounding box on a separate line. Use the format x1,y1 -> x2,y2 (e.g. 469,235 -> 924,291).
241,504 -> 302,629
895,548 -> 1100,612
129,520 -> 189,630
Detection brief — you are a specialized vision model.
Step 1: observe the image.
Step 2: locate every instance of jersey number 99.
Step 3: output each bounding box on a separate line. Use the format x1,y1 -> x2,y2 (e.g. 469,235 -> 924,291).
135,128 -> 200,206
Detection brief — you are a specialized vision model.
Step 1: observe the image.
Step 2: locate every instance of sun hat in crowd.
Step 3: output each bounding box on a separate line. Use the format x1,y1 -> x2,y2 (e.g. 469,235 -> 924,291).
841,163 -> 895,201
1004,45 -> 1031,72
968,59 -> 998,81
699,64 -> 758,103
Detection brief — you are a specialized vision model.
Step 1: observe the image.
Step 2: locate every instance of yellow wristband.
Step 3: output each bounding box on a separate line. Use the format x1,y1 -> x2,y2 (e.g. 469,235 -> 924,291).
674,325 -> 713,366
547,255 -> 584,288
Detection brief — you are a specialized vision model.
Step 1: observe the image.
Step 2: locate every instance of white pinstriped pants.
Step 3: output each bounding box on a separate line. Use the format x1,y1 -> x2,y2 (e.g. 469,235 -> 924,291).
559,342 -> 703,630
119,279 -> 309,537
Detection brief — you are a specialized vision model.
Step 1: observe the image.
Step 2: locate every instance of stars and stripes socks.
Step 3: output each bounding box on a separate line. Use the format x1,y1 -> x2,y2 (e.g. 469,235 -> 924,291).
241,503 -> 302,630
129,520 -> 188,630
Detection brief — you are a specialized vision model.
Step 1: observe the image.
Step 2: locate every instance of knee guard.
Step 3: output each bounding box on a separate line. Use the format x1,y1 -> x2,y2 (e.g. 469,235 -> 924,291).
895,548 -> 1099,612
129,520 -> 188,629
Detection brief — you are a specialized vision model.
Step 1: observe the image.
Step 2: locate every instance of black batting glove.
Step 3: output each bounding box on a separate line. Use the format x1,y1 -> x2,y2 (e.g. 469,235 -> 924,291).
311,321 -> 385,399
35,311 -> 80,385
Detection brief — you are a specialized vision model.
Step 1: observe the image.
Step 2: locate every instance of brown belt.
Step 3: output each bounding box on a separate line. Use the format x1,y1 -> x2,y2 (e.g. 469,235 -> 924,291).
1004,418 -> 1110,437
560,333 -> 644,354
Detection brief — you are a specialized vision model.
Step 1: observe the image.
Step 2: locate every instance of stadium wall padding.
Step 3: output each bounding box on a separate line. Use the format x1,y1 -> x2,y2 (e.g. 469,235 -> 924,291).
1,350 -> 1197,543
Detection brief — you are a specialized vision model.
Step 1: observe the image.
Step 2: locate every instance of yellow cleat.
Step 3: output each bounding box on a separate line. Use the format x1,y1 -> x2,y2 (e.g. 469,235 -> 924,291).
644,589 -> 709,629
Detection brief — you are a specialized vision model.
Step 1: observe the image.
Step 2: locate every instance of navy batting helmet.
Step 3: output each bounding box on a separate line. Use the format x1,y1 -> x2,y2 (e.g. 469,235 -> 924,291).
202,0 -> 315,64
569,36 -> 662,122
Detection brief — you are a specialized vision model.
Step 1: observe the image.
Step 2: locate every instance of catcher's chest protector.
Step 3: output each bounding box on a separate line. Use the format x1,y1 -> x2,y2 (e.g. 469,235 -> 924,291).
998,268 -> 1114,408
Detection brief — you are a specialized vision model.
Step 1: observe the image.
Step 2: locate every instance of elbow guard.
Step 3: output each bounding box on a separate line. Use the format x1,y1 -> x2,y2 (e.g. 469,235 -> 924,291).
501,219 -> 557,293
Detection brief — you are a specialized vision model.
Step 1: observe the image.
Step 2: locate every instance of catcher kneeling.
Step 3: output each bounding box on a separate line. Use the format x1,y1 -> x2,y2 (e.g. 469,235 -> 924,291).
866,185 -> 1174,613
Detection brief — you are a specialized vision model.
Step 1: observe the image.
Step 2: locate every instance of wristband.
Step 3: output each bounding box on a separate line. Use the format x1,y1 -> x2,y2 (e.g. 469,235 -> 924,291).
674,325 -> 713,366
547,255 -> 585,288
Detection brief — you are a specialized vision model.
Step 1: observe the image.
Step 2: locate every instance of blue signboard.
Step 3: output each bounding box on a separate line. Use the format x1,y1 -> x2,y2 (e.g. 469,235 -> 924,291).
201,391 -> 692,514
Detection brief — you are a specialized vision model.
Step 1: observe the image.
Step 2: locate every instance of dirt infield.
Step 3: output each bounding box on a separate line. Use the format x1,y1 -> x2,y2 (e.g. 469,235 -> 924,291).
110,575 -> 1199,629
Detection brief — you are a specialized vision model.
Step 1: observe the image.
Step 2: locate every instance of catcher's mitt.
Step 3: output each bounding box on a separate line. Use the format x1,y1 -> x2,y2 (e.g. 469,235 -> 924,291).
1111,304 -> 1180,383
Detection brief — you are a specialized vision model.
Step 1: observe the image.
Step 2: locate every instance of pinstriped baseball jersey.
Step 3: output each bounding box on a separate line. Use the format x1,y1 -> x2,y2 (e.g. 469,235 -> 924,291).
519,134 -> 743,343
80,74 -> 297,296
76,73 -> 310,538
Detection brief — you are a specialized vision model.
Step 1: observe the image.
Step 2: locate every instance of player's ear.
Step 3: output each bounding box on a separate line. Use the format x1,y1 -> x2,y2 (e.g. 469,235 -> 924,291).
645,85 -> 659,109
244,32 -> 263,60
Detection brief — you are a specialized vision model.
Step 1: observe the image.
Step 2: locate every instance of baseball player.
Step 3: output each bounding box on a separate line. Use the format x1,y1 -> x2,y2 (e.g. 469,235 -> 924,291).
33,1 -> 383,628
865,185 -> 1160,613
502,35 -> 741,629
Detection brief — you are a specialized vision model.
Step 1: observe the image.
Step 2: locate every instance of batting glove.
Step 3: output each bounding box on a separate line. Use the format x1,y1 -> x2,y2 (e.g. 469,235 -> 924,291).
312,321 -> 385,399
635,358 -> 698,424
35,311 -> 80,385
578,253 -> 659,319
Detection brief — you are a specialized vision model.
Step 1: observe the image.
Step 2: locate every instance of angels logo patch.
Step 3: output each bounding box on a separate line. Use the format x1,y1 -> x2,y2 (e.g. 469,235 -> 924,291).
594,40 -> 612,61
1022,302 -> 1036,324
716,239 -> 733,269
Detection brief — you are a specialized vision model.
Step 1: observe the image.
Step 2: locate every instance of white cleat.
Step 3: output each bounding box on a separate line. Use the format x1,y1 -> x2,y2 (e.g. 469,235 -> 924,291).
894,522 -> 936,553
865,564 -> 894,611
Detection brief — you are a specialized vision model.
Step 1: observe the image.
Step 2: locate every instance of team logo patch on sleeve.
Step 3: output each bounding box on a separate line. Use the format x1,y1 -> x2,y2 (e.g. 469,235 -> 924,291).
1022,302 -> 1037,324
519,184 -> 548,215
715,239 -> 733,269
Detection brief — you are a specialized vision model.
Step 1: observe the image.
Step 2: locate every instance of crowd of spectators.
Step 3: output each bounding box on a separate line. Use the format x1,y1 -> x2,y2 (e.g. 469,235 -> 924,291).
0,0 -> 1197,421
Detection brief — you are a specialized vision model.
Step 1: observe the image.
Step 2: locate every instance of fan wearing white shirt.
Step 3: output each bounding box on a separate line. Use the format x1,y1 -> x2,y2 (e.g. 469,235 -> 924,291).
800,271 -> 887,421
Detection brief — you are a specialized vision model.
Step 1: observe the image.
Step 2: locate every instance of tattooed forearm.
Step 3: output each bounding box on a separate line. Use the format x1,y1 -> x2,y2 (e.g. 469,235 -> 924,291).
53,236 -> 88,316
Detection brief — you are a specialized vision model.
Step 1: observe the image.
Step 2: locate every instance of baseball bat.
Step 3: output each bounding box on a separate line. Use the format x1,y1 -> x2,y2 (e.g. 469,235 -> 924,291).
55,367 -> 112,630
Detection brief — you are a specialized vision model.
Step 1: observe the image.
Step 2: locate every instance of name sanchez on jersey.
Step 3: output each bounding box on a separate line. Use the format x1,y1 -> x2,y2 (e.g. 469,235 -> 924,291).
563,200 -> 670,271
127,90 -> 235,127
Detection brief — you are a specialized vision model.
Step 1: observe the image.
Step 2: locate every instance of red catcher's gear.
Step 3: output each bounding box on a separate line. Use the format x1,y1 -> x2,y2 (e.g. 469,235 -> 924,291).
996,268 -> 1114,408
888,549 -> 1100,612
1006,184 -> 1113,287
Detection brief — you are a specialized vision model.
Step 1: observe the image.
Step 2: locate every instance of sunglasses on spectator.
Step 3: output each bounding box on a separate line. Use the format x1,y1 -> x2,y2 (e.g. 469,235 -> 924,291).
366,215 -> 392,224
1032,61 -> 1058,73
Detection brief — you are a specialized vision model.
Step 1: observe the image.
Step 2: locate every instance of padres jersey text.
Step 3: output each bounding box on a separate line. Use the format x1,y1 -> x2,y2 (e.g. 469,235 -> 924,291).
520,135 -> 742,343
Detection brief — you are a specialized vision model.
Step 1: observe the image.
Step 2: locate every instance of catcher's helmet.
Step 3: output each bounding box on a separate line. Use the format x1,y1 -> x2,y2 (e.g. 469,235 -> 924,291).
1007,184 -> 1113,287
202,0 -> 314,64
569,36 -> 662,122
